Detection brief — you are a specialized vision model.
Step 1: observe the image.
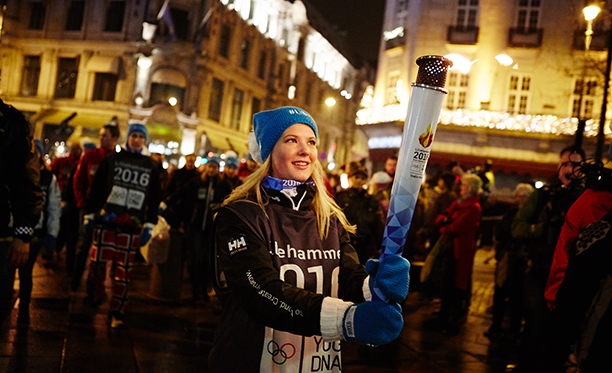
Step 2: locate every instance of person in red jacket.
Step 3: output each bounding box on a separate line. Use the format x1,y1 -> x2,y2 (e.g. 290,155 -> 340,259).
545,188 -> 612,308
71,124 -> 119,291
435,173 -> 482,334
50,143 -> 82,192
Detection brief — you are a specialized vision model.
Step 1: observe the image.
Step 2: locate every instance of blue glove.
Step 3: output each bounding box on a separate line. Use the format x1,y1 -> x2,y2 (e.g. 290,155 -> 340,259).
139,222 -> 155,247
366,255 -> 411,303
342,301 -> 403,346
43,234 -> 56,254
83,214 -> 96,234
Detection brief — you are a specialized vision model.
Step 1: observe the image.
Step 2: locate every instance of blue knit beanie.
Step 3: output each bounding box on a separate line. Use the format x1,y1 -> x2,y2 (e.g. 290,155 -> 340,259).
34,139 -> 44,158
248,106 -> 318,163
83,142 -> 96,151
207,156 -> 221,165
225,156 -> 239,169
127,123 -> 148,141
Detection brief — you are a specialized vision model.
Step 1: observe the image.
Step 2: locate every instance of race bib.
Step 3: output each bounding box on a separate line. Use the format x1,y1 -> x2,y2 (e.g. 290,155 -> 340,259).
260,328 -> 341,373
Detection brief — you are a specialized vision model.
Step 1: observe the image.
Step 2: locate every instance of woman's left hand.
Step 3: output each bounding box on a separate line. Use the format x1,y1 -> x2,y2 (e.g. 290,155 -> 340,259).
366,255 -> 411,303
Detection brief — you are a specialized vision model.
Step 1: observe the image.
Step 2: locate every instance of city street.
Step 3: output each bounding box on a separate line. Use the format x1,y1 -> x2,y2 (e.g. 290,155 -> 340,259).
0,248 -> 515,373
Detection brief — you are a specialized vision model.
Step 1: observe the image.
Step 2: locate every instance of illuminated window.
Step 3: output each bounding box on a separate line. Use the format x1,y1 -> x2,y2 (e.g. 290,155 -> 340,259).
507,74 -> 531,115
92,73 -> 117,102
54,57 -> 79,99
65,1 -> 85,31
105,1 -> 125,32
209,78 -> 225,122
572,78 -> 598,118
456,0 -> 479,29
21,56 -> 40,97
445,71 -> 469,110
28,3 -> 46,30
230,89 -> 244,130
517,0 -> 540,32
386,71 -> 401,105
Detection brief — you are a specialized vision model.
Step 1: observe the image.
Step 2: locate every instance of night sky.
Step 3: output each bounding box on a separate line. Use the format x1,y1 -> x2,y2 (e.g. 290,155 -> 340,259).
306,0 -> 386,67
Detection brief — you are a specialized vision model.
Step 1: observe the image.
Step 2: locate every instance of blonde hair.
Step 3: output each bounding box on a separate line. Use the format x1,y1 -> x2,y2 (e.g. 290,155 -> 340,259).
223,158 -> 356,240
461,173 -> 483,197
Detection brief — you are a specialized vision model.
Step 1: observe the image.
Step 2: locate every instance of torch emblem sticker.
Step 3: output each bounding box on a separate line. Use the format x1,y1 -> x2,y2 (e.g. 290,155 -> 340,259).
418,124 -> 434,148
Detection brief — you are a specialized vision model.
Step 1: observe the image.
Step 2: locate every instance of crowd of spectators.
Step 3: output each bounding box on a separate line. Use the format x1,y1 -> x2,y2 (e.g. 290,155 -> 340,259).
2,98 -> 611,372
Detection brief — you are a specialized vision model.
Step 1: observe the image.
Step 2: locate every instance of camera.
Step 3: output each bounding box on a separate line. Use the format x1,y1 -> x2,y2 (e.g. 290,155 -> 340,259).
580,160 -> 612,191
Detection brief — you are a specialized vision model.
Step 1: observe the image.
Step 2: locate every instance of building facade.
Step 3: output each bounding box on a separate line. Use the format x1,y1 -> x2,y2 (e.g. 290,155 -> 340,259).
0,0 -> 369,168
360,0 -> 611,179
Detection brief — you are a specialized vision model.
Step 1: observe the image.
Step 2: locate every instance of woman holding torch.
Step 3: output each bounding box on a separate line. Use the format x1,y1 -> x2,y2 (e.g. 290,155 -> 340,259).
208,106 -> 409,372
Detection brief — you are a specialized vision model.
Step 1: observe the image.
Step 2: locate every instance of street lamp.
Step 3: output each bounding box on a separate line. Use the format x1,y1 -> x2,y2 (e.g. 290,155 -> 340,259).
584,5 -> 601,51
596,7 -> 612,160
575,4 -> 601,148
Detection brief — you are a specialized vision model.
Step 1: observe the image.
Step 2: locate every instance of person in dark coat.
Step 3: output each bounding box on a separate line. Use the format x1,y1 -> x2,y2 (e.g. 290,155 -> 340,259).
167,156 -> 233,302
485,183 -> 534,340
334,161 -> 384,264
17,140 -> 60,324
0,99 -> 42,306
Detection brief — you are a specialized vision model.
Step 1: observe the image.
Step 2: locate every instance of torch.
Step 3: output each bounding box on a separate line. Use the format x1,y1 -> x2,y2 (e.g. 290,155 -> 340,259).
372,55 -> 452,302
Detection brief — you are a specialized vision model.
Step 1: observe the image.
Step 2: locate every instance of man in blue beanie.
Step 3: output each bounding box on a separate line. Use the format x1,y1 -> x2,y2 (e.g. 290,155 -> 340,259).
82,121 -> 161,328
126,123 -> 148,153
222,156 -> 242,190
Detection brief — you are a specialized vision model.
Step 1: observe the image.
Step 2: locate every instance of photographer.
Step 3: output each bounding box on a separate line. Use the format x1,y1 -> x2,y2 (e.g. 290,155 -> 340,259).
510,145 -> 585,371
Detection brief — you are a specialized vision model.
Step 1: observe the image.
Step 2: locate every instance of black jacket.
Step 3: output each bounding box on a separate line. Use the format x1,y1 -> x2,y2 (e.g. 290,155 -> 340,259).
209,183 -> 367,372
85,149 -> 161,229
0,99 -> 42,241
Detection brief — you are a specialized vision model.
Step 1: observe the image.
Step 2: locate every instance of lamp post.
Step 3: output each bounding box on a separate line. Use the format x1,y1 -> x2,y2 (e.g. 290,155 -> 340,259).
596,10 -> 612,160
575,5 -> 601,148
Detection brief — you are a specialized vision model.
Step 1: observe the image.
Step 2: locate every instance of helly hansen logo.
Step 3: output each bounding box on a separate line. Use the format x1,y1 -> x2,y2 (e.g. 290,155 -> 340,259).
228,235 -> 248,256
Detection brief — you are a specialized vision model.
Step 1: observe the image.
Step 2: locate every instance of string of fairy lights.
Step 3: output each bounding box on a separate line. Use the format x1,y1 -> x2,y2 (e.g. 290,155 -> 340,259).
356,105 -> 606,138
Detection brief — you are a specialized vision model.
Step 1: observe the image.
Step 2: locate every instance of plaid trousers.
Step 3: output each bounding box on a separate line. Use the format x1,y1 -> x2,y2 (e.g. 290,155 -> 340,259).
88,225 -> 140,314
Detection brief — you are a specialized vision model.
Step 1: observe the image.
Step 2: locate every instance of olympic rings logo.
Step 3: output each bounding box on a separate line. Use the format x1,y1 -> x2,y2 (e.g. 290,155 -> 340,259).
267,340 -> 296,365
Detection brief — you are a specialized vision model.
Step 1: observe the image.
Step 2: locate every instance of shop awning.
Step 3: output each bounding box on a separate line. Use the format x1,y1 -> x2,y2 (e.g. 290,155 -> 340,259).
227,137 -> 249,156
34,110 -> 115,128
152,68 -> 187,87
87,56 -> 121,74
202,132 -> 230,151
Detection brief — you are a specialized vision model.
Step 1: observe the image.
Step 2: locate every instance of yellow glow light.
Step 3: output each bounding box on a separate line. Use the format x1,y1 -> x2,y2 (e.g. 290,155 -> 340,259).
168,97 -> 177,106
325,98 -> 336,107
583,5 -> 600,22
495,54 -> 514,67
445,54 -> 478,74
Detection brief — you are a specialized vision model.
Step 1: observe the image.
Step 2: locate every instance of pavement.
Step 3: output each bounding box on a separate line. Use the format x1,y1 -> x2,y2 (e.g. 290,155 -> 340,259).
0,247 -> 518,372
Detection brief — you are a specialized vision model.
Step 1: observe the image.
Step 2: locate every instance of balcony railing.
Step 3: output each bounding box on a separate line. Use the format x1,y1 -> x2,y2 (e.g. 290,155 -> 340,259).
447,26 -> 479,45
573,30 -> 609,51
508,28 -> 543,48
